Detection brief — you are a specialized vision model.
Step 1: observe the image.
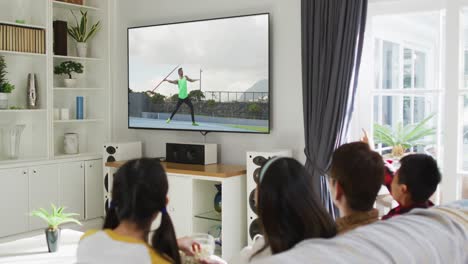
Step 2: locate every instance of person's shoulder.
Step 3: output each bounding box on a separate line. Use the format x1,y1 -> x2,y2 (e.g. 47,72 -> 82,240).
145,245 -> 172,264
80,229 -> 100,241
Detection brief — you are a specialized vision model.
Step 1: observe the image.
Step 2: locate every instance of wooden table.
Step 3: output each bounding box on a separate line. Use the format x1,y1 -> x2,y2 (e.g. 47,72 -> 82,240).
106,161 -> 246,178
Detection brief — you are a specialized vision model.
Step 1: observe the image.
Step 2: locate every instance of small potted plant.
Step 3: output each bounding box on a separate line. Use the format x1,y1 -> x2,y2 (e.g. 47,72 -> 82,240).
373,113 -> 436,158
0,55 -> 15,109
67,10 -> 101,57
54,61 -> 84,88
31,204 -> 81,253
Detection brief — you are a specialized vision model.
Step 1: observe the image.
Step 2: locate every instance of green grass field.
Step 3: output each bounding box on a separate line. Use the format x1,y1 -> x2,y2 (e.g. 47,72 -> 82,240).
227,124 -> 269,133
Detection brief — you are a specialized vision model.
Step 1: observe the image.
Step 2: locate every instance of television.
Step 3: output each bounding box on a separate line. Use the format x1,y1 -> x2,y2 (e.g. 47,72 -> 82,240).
128,14 -> 270,134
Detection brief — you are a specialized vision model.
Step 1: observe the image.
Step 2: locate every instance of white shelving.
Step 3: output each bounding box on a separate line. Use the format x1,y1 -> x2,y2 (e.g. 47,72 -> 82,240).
54,153 -> 102,160
0,20 -> 46,30
53,87 -> 104,91
0,0 -> 110,165
0,109 -> 47,113
0,50 -> 47,57
54,119 -> 104,124
53,55 -> 103,61
52,1 -> 101,12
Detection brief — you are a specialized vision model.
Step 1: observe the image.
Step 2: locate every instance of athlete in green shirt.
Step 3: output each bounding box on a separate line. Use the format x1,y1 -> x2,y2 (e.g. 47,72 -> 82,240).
164,68 -> 200,126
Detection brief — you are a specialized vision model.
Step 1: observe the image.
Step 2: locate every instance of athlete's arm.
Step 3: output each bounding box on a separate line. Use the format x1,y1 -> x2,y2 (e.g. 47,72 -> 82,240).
164,79 -> 178,85
185,76 -> 199,82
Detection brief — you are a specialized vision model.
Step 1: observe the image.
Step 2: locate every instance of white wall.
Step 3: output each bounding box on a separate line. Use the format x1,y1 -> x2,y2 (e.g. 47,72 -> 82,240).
111,0 -> 304,165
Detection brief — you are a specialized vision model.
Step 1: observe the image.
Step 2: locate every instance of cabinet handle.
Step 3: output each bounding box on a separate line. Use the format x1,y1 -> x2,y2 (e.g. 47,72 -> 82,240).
23,171 -> 27,175
33,170 -> 37,173
90,164 -> 93,168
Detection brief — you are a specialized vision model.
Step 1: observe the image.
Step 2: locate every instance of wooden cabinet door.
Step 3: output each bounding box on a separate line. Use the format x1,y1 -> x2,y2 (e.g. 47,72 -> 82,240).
59,161 -> 85,221
85,159 -> 104,219
0,168 -> 29,237
29,165 -> 60,230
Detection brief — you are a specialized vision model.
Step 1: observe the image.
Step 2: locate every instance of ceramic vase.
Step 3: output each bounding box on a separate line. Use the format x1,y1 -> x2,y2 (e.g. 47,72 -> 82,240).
27,73 -> 38,109
76,42 -> 87,57
45,228 -> 61,253
64,79 -> 77,88
64,133 -> 79,154
0,93 -> 8,109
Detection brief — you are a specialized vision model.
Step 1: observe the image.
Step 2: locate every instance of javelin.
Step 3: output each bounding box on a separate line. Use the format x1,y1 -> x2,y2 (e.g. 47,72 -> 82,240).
150,64 -> 180,93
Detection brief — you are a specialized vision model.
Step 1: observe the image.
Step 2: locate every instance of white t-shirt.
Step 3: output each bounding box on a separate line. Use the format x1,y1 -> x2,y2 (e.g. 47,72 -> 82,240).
76,229 -> 170,264
230,235 -> 271,263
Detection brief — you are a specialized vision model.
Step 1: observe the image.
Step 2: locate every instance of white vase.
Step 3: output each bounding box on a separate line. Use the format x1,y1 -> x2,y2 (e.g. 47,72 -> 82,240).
76,42 -> 88,57
0,93 -> 8,109
1,124 -> 26,159
64,133 -> 79,154
64,79 -> 77,88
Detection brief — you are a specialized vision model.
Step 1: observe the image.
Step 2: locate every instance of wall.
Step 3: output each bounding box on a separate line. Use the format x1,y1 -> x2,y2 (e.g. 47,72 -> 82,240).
112,0 -> 304,164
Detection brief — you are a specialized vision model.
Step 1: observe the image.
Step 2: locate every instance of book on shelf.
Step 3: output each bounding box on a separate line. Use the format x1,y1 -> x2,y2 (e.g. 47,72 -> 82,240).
0,24 -> 46,54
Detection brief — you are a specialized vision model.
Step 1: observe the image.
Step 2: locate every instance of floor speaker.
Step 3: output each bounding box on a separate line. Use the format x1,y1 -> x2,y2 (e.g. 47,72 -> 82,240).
246,150 -> 292,245
103,142 -> 142,214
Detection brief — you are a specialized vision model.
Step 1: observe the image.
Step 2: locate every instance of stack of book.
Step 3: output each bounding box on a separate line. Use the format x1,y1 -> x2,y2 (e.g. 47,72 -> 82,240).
0,24 -> 46,54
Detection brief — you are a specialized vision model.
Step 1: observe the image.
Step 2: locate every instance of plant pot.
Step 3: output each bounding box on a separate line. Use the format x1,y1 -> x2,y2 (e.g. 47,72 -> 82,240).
0,93 -> 8,109
76,42 -> 87,57
64,79 -> 77,88
45,228 -> 61,253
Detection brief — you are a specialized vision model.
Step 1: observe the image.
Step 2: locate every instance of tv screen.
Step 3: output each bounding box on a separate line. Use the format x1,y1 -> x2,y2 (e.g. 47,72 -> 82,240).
128,14 -> 270,134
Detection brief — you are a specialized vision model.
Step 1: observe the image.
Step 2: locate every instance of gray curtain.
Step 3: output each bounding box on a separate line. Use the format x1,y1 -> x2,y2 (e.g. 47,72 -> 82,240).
301,0 -> 368,218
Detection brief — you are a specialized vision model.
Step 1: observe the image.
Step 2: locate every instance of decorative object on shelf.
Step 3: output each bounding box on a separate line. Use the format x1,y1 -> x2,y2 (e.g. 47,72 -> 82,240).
76,96 -> 84,119
1,124 -> 25,159
14,0 -> 29,24
27,73 -> 38,109
0,24 -> 46,54
373,113 -> 436,158
68,11 -> 101,57
53,21 -> 68,56
208,224 -> 222,247
60,108 -> 70,120
57,0 -> 84,4
214,184 -> 222,213
0,55 -> 15,109
64,133 -> 79,154
54,61 -> 83,88
31,204 -> 81,253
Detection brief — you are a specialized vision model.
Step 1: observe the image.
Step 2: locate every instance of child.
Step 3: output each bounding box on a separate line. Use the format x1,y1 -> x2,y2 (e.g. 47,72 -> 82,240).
77,158 -> 200,264
383,154 -> 441,220
328,142 -> 385,234
232,157 -> 337,263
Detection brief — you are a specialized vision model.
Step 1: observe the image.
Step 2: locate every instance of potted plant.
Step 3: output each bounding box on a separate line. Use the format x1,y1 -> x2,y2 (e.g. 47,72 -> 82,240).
0,55 -> 15,109
67,10 -> 101,57
373,113 -> 436,158
54,61 -> 84,87
31,204 -> 81,253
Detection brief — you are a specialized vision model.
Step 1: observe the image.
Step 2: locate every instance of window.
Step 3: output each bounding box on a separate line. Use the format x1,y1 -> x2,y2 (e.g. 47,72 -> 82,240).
372,36 -> 440,156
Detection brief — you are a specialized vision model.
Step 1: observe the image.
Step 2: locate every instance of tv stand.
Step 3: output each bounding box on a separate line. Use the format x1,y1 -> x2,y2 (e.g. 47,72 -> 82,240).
105,161 -> 246,260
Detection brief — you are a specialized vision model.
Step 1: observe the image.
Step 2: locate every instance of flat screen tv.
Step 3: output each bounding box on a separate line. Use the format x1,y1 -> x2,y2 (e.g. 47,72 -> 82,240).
128,13 -> 270,134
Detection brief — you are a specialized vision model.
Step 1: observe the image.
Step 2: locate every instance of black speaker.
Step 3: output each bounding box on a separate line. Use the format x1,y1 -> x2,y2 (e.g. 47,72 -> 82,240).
166,143 -> 217,165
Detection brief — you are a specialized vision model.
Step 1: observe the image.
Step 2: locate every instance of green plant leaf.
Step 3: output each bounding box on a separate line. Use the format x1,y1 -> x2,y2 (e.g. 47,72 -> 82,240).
31,205 -> 81,228
373,123 -> 396,146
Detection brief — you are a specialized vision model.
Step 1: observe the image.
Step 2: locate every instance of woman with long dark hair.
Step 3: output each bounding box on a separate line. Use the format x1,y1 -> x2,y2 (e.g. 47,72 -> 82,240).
77,158 -> 197,264
231,157 -> 337,263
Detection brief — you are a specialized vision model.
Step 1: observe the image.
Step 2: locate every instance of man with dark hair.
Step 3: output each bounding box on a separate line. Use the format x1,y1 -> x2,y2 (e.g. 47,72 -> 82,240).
164,68 -> 199,126
328,142 -> 385,234
382,154 -> 441,220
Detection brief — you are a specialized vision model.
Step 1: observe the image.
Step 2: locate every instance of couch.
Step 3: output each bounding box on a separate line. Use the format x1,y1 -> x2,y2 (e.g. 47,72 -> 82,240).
252,200 -> 468,264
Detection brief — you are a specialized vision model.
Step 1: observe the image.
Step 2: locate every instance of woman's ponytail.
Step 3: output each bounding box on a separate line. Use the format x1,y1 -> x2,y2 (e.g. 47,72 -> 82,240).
103,205 -> 119,229
151,210 -> 181,264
